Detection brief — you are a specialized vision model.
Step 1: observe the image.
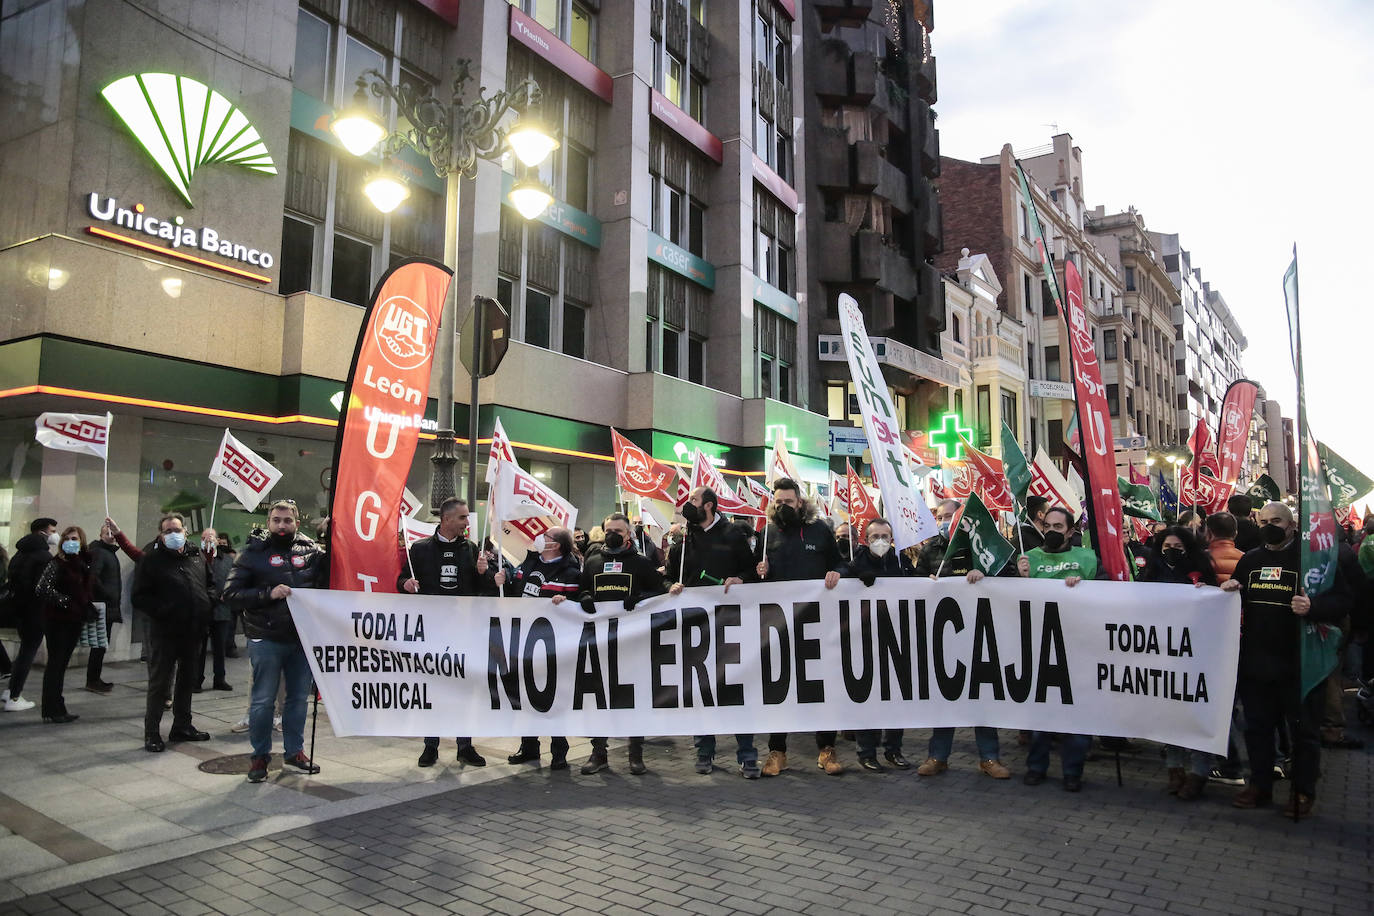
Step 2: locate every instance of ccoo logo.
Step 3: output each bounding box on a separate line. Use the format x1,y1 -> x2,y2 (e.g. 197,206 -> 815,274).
374,296 -> 432,371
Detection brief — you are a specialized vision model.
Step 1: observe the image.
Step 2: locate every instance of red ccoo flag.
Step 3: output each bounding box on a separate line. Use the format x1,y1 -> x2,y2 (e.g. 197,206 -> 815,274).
610,428 -> 678,503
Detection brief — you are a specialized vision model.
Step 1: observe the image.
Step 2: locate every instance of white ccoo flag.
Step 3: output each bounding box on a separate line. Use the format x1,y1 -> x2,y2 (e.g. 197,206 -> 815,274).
208,429 -> 282,512
35,412 -> 112,459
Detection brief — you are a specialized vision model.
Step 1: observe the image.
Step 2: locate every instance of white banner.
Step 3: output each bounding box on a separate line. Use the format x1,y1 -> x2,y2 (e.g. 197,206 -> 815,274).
491,461 -> 578,561
836,295 -> 938,549
290,578 -> 1240,754
208,428 -> 282,512
35,411 -> 112,459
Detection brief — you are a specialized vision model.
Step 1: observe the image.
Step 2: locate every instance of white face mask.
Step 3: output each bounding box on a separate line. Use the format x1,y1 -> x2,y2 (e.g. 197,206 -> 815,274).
531,534 -> 546,554
47,531 -> 60,548
869,537 -> 892,558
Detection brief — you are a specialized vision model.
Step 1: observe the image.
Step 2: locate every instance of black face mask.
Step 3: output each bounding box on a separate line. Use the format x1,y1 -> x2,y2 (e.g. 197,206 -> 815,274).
602,531 -> 625,551
775,504 -> 800,529
1262,524 -> 1289,546
1162,547 -> 1185,566
1042,530 -> 1067,552
681,503 -> 705,525
270,531 -> 294,549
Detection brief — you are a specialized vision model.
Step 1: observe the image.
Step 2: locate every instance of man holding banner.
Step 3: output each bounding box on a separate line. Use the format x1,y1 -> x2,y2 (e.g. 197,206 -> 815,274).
402,497 -> 497,769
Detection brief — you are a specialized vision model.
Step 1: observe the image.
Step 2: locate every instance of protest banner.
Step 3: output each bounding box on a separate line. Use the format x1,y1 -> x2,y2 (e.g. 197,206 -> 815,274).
290,576 -> 1239,754
1216,380 -> 1259,484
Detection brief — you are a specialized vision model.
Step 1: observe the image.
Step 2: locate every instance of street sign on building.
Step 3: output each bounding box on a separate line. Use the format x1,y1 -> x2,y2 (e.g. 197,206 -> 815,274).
828,425 -> 868,456
1030,379 -> 1075,400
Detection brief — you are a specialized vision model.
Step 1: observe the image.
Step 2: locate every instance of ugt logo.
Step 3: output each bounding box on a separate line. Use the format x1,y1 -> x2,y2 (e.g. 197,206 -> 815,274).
101,73 -> 277,207
374,296 -> 432,371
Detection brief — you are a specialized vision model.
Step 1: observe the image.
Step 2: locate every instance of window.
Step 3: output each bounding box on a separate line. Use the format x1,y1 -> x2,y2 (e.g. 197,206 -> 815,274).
294,9 -> 331,101
652,0 -> 709,121
1045,345 -> 1060,382
754,188 -> 795,295
951,314 -> 961,343
976,386 -> 991,448
650,124 -> 709,258
330,234 -> 373,308
525,287 -> 552,349
1048,419 -> 1064,460
1102,329 -> 1117,360
1001,391 -> 1018,439
1125,266 -> 1136,291
511,1 -> 597,62
752,3 -> 793,183
647,265 -> 708,382
499,212 -> 595,359
755,305 -> 796,403
1041,280 -> 1056,318
1107,383 -> 1120,417
1022,274 -> 1033,319
1019,202 -> 1030,240
279,216 -> 315,295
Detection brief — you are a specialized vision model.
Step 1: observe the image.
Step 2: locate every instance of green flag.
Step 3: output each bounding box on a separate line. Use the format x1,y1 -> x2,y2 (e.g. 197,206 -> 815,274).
947,491 -> 1015,575
1247,473 -> 1281,509
1317,441 -> 1374,509
1001,421 -> 1032,510
1117,476 -> 1161,520
1300,622 -> 1343,700
1283,250 -> 1337,599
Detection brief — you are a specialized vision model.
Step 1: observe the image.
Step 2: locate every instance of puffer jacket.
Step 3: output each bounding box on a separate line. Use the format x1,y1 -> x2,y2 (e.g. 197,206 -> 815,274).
131,540 -> 214,635
222,532 -> 325,643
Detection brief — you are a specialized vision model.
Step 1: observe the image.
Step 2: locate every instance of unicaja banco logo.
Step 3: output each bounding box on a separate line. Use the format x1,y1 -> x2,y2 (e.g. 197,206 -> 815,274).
101,73 -> 277,207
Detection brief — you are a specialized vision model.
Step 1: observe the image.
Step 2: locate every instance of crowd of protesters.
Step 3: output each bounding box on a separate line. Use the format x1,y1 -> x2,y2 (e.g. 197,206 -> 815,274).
1,483 -> 1368,819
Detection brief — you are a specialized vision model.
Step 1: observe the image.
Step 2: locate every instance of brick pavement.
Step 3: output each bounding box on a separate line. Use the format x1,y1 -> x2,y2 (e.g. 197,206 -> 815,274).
6,727 -> 1372,915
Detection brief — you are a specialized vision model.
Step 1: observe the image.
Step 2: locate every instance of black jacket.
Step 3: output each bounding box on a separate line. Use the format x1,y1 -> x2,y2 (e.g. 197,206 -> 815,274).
1018,523 -> 1046,552
398,534 -> 497,597
666,517 -> 758,587
1234,538 -> 1353,683
7,532 -> 53,624
838,544 -> 914,584
131,541 -> 214,636
222,533 -> 326,643
577,545 -> 666,609
88,541 -> 125,624
1234,516 -> 1263,552
760,518 -> 840,582
207,550 -> 235,621
913,534 -> 969,577
503,551 -> 582,598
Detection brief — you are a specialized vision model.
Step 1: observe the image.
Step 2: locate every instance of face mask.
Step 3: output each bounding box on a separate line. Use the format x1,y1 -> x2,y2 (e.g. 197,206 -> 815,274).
270,530 -> 294,548
1162,547 -> 1185,566
531,534 -> 546,554
574,536 -> 589,552
163,531 -> 186,551
681,503 -> 705,525
775,504 -> 800,528
869,537 -> 892,558
1042,530 -> 1067,552
1262,523 -> 1289,546
47,531 -> 60,548
61,539 -> 80,555
603,531 -> 625,551
938,520 -> 952,538
202,539 -> 216,555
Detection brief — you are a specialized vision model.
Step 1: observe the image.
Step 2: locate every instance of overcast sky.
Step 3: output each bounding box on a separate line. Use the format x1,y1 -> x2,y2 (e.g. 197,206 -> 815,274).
933,0 -> 1374,502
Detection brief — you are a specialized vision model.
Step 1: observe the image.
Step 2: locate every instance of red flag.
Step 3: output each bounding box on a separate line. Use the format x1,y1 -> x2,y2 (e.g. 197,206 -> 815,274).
954,435 -> 1014,513
1347,504 -> 1361,528
1129,463 -> 1150,487
689,450 -> 764,518
610,429 -> 678,503
846,462 -> 879,543
1186,418 -> 1221,494
744,477 -> 771,532
1216,380 -> 1259,485
1063,260 -> 1130,581
329,260 -> 452,592
1129,516 -> 1154,543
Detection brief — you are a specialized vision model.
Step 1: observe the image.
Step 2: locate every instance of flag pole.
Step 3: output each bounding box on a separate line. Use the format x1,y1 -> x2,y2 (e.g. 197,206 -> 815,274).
209,483 -> 221,529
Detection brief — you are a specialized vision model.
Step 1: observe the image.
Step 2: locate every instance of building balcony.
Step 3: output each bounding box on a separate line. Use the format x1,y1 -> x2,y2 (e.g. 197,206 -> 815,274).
876,156 -> 909,212
814,0 -> 876,29
854,139 -> 882,191
814,130 -> 851,190
917,103 -> 940,178
915,55 -> 937,104
817,221 -> 855,283
880,245 -> 917,299
813,49 -> 876,105
856,230 -> 883,282
919,193 -> 942,251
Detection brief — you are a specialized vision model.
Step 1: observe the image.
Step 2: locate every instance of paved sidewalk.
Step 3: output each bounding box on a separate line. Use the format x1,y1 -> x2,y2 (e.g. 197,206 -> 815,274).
3,653 -> 1372,914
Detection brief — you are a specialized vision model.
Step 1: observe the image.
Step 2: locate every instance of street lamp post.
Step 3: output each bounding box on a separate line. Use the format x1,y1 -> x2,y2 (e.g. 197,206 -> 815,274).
332,61 -> 557,516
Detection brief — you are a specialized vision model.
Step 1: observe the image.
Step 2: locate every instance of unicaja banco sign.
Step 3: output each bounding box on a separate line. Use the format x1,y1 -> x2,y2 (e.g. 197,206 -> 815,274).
101,73 -> 277,207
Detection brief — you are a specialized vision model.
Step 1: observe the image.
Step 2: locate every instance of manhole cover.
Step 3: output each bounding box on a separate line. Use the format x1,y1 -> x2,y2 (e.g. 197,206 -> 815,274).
198,752 -> 284,775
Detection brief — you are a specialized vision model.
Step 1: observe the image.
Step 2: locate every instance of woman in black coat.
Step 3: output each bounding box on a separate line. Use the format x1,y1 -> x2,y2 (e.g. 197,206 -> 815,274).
1140,526 -> 1216,587
35,525 -> 105,723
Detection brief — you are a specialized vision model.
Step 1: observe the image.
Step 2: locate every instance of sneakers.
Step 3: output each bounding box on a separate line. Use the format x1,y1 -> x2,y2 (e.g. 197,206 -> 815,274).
740,759 -> 761,780
3,695 -> 35,712
761,749 -> 787,777
694,757 -> 713,775
1177,773 -> 1206,801
247,755 -> 270,783
916,757 -> 948,777
1208,766 -> 1246,787
979,759 -> 1011,779
456,745 -> 486,767
580,752 -> 609,775
282,751 -> 320,774
231,715 -> 277,734
884,751 -> 911,770
418,745 -> 438,767
273,716 -> 282,733
817,746 -> 844,775
1232,786 -> 1273,809
857,757 -> 884,773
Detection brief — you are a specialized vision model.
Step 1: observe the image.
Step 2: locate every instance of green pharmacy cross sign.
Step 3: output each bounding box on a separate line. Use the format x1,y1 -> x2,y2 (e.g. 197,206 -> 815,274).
101,73 -> 277,207
929,412 -> 973,462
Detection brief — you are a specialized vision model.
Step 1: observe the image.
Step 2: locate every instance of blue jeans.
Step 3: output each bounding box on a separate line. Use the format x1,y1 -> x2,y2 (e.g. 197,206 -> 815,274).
928,726 -> 999,762
1026,731 -> 1092,779
1164,745 -> 1213,777
248,638 -> 313,758
694,734 -> 757,764
856,729 -> 904,759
